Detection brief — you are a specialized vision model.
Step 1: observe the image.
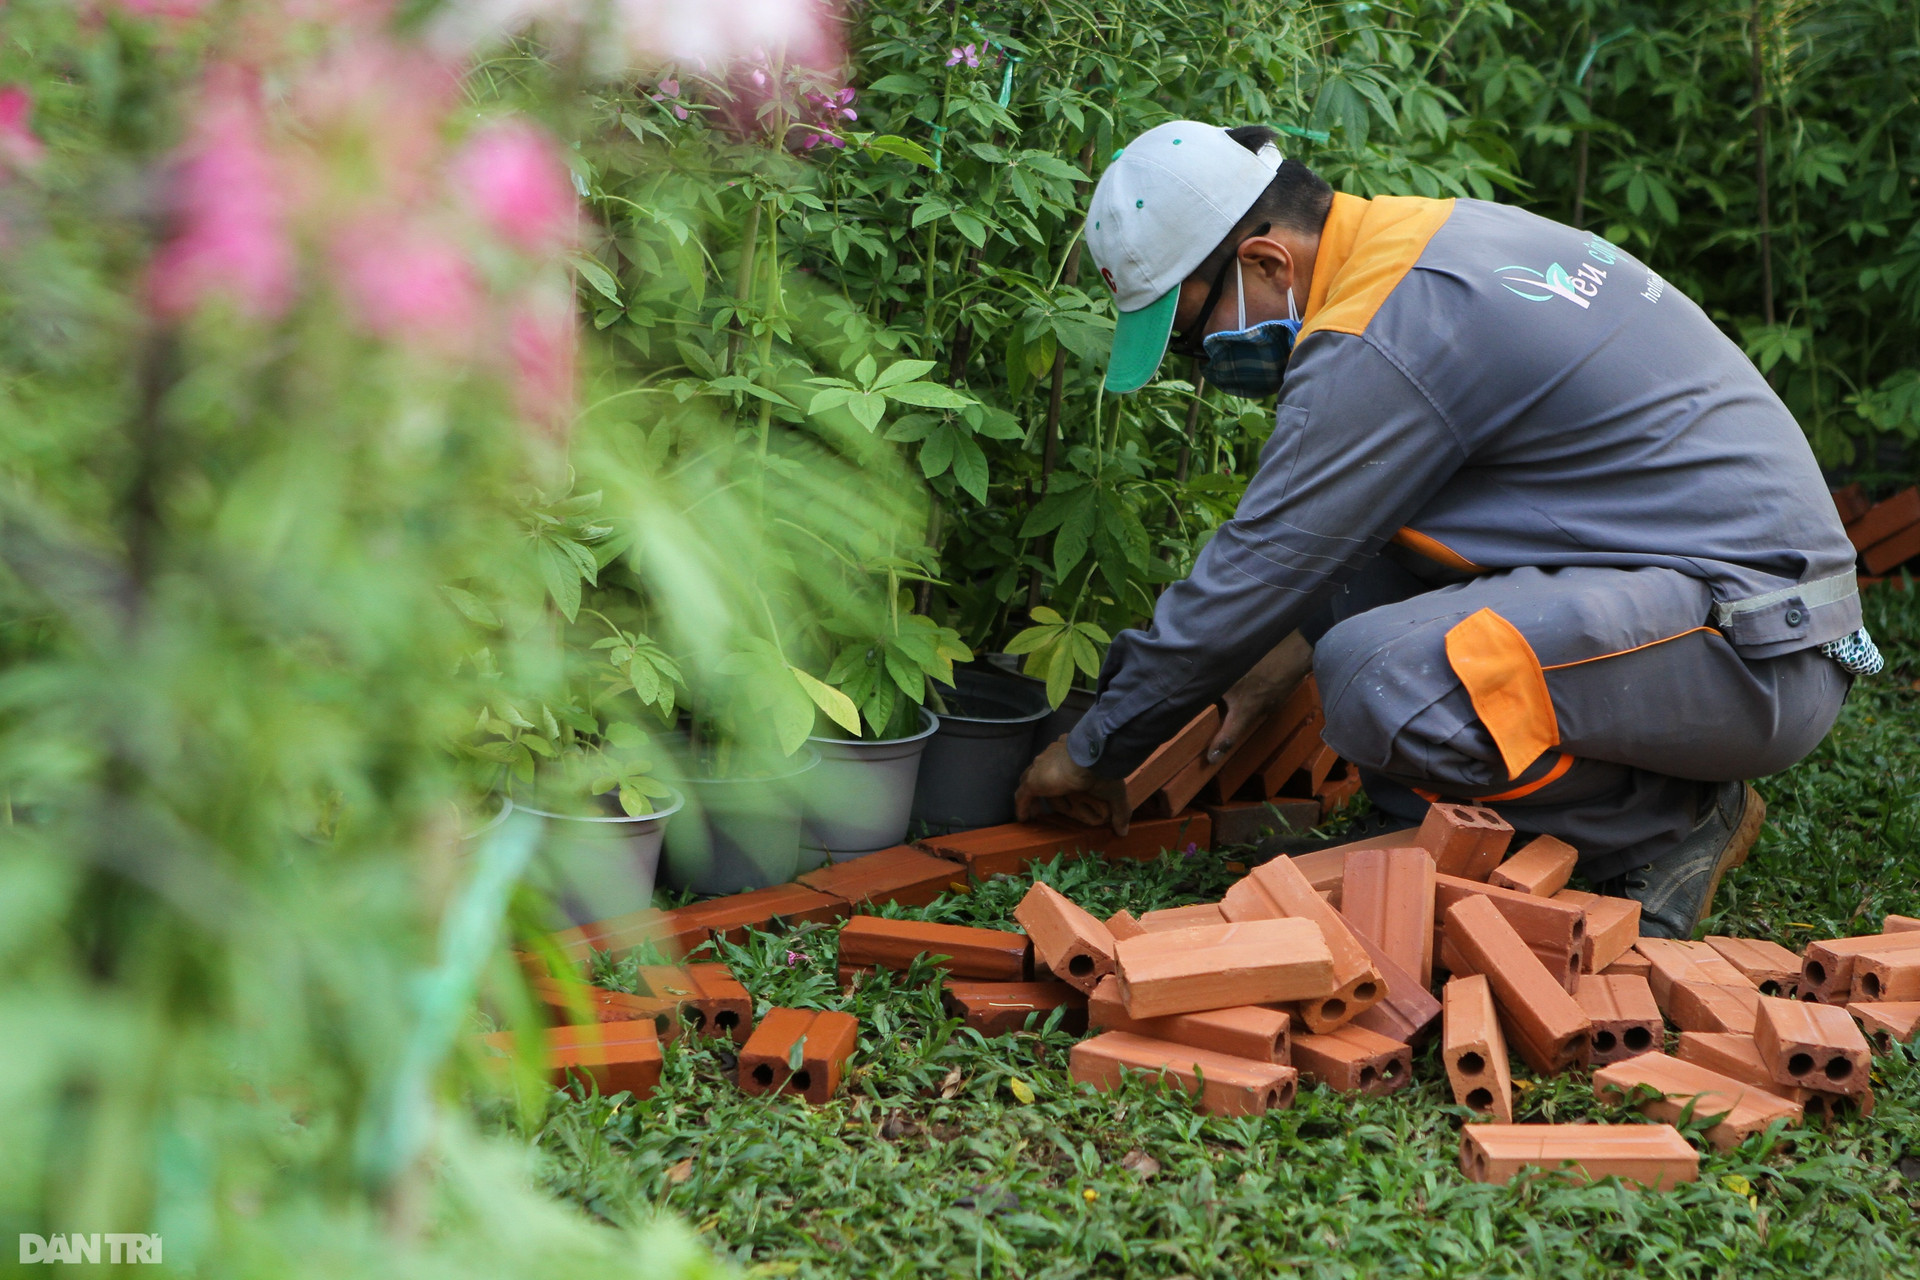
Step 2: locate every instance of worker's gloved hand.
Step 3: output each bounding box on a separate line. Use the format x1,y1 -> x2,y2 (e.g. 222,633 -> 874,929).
1205,630 -> 1314,765
1014,737 -> 1134,836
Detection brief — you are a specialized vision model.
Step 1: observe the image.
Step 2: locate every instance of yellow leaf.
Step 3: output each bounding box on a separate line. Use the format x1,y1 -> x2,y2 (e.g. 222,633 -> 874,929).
1082,1188 -> 1098,1202
1722,1174 -> 1751,1196
791,665 -> 861,735
1008,1077 -> 1036,1104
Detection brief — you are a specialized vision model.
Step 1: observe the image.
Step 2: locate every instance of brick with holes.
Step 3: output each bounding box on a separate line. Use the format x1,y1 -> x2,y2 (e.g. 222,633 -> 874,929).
1443,894 -> 1592,1075
1119,705 -> 1221,812
796,844 -> 968,909
1014,881 -> 1117,993
1592,1053 -> 1802,1150
1460,1123 -> 1698,1189
1703,936 -> 1802,997
1291,1025 -> 1414,1095
549,907 -> 707,968
1555,889 -> 1642,974
1851,948 -> 1920,1003
1674,1031 -> 1874,1125
1137,903 -> 1229,932
634,963 -> 754,1043
1666,980 -> 1761,1035
1221,854 -> 1385,1031
1114,918 -> 1336,1020
1069,1031 -> 1298,1116
1600,950 -> 1653,982
837,916 -> 1031,981
1488,836 -> 1579,898
1634,938 -> 1756,1009
677,883 -> 852,945
1845,1001 -> 1920,1053
1105,909 -> 1146,941
1087,975 -> 1291,1063
1417,803 -> 1514,880
738,1007 -> 859,1104
942,979 -> 1086,1036
1345,923 -> 1443,1045
1203,678 -> 1320,804
1887,915 -> 1920,934
1798,931 -> 1920,1004
1574,974 -> 1664,1065
531,977 -> 683,1043
1342,847 -> 1437,988
479,1022 -> 663,1100
1754,995 -> 1872,1095
1443,974 -> 1513,1121
1435,875 -> 1586,993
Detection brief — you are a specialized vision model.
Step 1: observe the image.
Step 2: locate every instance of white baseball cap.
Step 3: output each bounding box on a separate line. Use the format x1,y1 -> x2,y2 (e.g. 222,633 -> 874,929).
1085,121 -> 1284,393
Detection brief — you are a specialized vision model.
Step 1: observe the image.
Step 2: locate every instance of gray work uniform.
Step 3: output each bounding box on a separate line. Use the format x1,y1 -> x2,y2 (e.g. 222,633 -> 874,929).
1067,193 -> 1860,875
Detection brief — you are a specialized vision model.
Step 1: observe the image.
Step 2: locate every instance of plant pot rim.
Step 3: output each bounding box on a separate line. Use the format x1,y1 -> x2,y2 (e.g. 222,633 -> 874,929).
518,787 -> 685,825
668,745 -> 822,787
808,704 -> 939,748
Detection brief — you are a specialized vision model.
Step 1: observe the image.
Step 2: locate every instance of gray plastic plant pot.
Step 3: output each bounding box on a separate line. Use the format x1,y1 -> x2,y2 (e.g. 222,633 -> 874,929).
517,790 -> 683,928
661,748 -> 820,895
982,652 -> 1097,762
802,706 -> 939,863
910,665 -> 1053,836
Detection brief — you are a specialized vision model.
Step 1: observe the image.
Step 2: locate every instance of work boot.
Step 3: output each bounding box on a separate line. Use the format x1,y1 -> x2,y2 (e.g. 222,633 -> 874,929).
1604,781 -> 1766,939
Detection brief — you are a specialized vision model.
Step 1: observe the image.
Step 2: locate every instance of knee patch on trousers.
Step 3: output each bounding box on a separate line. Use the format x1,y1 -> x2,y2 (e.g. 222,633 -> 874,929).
1444,607 -> 1561,780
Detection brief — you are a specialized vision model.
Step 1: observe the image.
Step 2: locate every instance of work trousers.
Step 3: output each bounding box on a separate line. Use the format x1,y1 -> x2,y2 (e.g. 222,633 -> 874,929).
1304,558 -> 1850,881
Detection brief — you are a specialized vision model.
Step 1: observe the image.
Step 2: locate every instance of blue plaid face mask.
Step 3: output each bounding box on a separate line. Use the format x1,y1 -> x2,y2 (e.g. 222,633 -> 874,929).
1201,260 -> 1301,398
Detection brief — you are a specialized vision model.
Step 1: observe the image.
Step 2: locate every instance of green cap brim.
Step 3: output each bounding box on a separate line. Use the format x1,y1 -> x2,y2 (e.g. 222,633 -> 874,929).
1103,287 -> 1179,393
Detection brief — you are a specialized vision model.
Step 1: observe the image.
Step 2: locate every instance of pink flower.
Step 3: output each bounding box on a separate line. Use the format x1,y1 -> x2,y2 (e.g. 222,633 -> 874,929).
508,285 -> 576,441
650,78 -> 689,121
112,0 -> 214,21
784,949 -> 807,966
0,86 -> 45,171
946,43 -> 978,68
453,120 -> 577,255
147,70 -> 296,321
332,218 -> 481,350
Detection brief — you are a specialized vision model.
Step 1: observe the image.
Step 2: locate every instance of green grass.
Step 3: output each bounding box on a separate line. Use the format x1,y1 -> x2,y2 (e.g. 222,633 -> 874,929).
487,584 -> 1920,1279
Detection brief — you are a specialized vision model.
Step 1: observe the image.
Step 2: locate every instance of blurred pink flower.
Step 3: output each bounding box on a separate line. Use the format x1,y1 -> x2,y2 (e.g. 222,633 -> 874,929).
112,0 -> 215,21
945,43 -> 978,68
429,0 -> 842,72
332,218 -> 481,350
148,70 -> 296,321
0,86 -> 45,170
294,39 -> 462,209
650,78 -> 689,120
453,120 -> 577,255
508,285 -> 576,440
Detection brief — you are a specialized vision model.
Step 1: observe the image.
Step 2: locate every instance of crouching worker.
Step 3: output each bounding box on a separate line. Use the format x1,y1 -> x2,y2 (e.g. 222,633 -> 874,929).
1014,121 -> 1879,938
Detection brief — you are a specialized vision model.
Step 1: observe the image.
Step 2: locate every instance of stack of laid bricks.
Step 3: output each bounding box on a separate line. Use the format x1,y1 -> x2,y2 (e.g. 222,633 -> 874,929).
485,702 -> 1918,1190
1832,484 -> 1920,580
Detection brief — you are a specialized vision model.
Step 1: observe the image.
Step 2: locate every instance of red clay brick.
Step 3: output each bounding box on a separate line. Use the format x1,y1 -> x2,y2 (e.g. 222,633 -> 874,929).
1014,881 -> 1117,993
1831,483 -> 1871,525
532,976 -> 683,1042
1203,798 -> 1321,847
919,814 -> 1215,878
1221,855 -> 1385,1031
1676,1031 -> 1874,1126
1443,894 -> 1593,1075
1291,1025 -> 1413,1095
1138,903 -> 1228,932
1070,1031 -> 1297,1116
635,964 -> 754,1043
1554,889 -> 1642,973
1666,980 -> 1761,1035
1342,847 -> 1438,989
1252,717 -> 1331,800
1592,1052 -> 1802,1150
1703,936 -> 1802,997
1601,951 -> 1653,982
1120,706 -> 1221,811
1635,938 -> 1756,1007
1488,836 -> 1579,898
1146,742 -> 1231,819
480,1022 -> 663,1100
1115,918 -> 1335,1020
1204,679 -> 1319,803
1851,948 -> 1920,1002
943,979 -> 1087,1036
1863,522 -> 1920,575
1574,974 -> 1663,1065
1845,486 -> 1920,551
550,907 -> 707,967
1846,1001 -> 1920,1053
1435,874 -> 1586,993
1106,909 -> 1146,941
678,883 -> 852,945
1460,1123 -> 1698,1189
1345,922 -> 1444,1045
739,1007 -> 858,1104
1443,975 -> 1513,1121
1087,975 -> 1291,1063
796,845 -> 968,909
1417,803 -> 1514,880
1800,931 -> 1920,1003
837,916 -> 1031,981
1316,760 -> 1363,818
1754,995 -> 1872,1095
1303,743 -> 1340,796
1887,915 -> 1920,934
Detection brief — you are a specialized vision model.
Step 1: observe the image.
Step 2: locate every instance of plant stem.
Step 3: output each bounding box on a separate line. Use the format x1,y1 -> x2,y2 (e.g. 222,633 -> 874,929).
1750,0 -> 1776,327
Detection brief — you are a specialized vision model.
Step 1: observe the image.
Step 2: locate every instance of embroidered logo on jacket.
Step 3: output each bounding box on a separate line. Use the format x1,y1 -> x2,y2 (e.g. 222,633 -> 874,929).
1496,235 -> 1620,310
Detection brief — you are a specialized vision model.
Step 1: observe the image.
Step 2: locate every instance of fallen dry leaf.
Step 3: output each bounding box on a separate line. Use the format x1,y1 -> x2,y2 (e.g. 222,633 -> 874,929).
939,1066 -> 964,1098
1120,1149 -> 1161,1179
666,1158 -> 694,1184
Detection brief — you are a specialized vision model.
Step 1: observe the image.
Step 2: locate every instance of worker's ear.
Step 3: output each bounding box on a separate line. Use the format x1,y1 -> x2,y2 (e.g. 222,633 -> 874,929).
1237,235 -> 1296,293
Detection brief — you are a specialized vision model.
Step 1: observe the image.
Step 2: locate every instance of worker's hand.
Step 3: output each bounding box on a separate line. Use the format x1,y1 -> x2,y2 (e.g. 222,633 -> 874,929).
1205,630 -> 1314,765
1014,737 -> 1134,837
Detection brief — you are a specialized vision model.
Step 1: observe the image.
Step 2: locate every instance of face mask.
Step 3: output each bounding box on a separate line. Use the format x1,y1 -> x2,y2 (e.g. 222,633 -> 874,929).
1200,259 -> 1302,398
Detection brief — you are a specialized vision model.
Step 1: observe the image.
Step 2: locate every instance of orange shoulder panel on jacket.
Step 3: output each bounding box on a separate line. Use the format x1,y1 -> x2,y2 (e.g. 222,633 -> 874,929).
1299,194 -> 1456,343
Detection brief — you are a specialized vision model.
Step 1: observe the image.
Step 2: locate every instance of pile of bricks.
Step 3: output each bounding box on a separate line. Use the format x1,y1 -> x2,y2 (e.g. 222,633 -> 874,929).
481,691 -> 1918,1189
1832,484 -> 1920,580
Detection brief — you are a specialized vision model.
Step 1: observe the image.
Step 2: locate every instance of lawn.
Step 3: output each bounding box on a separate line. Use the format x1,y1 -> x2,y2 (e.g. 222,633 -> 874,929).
501,582 -> 1920,1279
